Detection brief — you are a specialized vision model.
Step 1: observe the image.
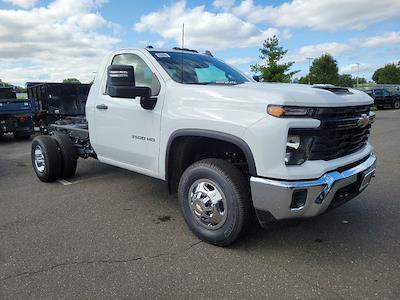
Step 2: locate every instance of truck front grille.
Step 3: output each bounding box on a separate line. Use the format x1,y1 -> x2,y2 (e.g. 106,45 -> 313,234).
290,105 -> 374,161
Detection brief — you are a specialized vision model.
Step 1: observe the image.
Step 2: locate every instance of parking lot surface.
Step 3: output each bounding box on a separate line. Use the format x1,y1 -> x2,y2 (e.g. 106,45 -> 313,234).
1,110 -> 399,299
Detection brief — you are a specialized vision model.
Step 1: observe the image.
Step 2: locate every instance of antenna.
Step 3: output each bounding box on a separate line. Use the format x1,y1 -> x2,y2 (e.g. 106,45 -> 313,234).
181,23 -> 185,48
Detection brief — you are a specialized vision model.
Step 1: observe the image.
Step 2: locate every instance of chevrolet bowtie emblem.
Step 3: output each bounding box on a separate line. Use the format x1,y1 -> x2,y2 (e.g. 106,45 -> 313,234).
357,114 -> 370,128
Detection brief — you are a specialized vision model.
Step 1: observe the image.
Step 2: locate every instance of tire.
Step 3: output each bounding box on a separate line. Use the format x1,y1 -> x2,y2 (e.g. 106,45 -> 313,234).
392,100 -> 400,109
178,159 -> 252,246
13,132 -> 31,140
31,136 -> 62,182
52,133 -> 78,179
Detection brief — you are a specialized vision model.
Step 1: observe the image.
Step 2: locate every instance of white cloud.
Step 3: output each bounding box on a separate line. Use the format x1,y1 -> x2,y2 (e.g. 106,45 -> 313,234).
355,32 -> 400,48
231,0 -> 400,31
133,1 -> 286,51
155,40 -> 165,48
285,32 -> 400,65
297,43 -> 352,58
2,0 -> 38,9
339,63 -> 376,74
0,0 -> 119,86
286,42 -> 352,63
213,0 -> 235,11
225,56 -> 253,66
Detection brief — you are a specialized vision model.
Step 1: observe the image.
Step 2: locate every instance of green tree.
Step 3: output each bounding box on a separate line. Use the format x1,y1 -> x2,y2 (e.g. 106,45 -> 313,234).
352,77 -> 367,86
251,35 -> 299,82
14,86 -> 27,93
338,74 -> 354,87
309,54 -> 339,85
63,78 -> 81,84
298,75 -> 309,84
372,62 -> 400,84
0,79 -> 25,91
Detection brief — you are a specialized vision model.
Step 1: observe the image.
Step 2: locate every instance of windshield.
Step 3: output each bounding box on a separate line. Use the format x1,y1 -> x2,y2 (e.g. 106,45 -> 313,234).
149,51 -> 248,85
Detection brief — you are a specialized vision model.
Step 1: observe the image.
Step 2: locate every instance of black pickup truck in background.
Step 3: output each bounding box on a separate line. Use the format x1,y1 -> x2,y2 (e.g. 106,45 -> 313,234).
365,88 -> 400,109
27,82 -> 91,133
0,87 -> 34,139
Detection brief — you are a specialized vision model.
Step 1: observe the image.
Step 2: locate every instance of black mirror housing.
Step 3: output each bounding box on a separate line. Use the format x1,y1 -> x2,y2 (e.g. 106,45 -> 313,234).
108,85 -> 151,99
107,64 -> 157,110
253,75 -> 260,82
107,65 -> 135,88
107,65 -> 151,99
140,97 -> 157,110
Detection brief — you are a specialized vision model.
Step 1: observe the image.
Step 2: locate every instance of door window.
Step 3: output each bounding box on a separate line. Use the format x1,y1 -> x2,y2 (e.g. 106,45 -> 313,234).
111,53 -> 160,95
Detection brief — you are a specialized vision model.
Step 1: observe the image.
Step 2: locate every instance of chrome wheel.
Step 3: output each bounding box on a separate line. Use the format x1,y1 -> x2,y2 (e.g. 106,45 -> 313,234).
188,179 -> 227,230
34,145 -> 45,173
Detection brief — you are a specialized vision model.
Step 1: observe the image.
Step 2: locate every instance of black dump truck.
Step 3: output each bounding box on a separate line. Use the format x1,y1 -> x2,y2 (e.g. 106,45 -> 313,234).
0,87 -> 34,139
365,88 -> 400,109
27,82 -> 91,133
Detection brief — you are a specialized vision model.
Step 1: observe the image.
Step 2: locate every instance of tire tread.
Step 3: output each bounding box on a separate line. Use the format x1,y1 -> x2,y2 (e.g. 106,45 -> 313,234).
52,133 -> 78,179
31,135 -> 62,182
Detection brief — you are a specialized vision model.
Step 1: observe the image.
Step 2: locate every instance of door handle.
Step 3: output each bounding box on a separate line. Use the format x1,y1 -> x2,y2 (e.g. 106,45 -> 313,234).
96,104 -> 108,110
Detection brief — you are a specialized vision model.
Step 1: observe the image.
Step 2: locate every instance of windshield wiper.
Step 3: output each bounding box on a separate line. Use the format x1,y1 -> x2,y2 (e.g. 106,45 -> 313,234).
185,82 -> 212,85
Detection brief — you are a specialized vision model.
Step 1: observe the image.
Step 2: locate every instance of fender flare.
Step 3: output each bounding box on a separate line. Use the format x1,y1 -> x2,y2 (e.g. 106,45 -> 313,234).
165,129 -> 257,180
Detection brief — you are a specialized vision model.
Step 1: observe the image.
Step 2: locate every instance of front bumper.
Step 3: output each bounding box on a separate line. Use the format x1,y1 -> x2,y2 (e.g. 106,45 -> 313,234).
250,154 -> 376,224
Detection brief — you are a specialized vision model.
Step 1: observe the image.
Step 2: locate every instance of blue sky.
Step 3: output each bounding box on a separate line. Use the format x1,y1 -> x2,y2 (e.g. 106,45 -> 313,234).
0,0 -> 399,86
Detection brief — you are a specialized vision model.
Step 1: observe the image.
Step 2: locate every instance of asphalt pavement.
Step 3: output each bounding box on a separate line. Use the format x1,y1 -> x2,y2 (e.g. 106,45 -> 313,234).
0,110 -> 399,299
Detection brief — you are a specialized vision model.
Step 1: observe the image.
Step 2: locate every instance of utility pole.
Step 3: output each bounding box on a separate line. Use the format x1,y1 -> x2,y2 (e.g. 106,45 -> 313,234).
306,57 -> 314,85
356,63 -> 360,88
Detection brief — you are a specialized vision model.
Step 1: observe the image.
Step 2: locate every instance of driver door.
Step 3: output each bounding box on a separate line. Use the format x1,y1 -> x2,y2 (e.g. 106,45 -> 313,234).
93,51 -> 164,177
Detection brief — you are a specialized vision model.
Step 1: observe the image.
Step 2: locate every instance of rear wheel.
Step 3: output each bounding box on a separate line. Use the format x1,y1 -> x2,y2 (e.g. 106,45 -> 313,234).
178,159 -> 252,246
392,100 -> 400,109
31,136 -> 62,182
52,133 -> 78,179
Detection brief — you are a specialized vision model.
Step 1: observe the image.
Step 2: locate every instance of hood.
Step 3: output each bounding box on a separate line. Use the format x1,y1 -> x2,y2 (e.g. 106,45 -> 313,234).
174,82 -> 373,108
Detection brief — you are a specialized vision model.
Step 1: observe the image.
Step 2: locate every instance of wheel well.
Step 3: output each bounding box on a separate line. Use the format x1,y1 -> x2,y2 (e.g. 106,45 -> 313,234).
166,135 -> 254,193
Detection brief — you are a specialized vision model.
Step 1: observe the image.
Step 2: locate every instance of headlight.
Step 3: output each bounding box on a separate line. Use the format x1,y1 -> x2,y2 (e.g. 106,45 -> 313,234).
267,105 -> 315,118
285,135 -> 314,165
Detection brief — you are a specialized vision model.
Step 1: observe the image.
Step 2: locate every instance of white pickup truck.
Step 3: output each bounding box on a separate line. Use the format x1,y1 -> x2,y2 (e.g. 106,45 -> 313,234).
31,47 -> 376,246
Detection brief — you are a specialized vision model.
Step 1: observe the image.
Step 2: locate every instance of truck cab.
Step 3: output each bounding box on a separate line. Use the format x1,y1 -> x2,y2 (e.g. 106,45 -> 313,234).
0,87 -> 34,139
31,48 -> 377,246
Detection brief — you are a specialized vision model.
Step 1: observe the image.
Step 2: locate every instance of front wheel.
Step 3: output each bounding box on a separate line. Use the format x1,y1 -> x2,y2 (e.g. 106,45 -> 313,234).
178,159 -> 252,246
392,100 -> 400,109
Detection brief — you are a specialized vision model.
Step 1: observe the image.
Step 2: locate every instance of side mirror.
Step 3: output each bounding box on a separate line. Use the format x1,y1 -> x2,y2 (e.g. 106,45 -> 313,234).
252,75 -> 260,82
107,65 -> 157,110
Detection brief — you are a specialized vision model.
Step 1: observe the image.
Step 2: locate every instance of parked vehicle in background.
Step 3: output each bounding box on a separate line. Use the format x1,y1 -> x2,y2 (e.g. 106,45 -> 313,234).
0,87 -> 34,139
31,47 -> 377,246
27,82 -> 91,133
365,88 -> 400,109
